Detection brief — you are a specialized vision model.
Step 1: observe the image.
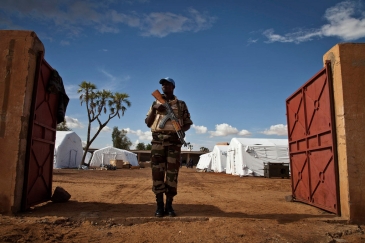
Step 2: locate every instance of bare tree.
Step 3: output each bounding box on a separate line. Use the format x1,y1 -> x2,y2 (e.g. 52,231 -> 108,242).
78,81 -> 131,165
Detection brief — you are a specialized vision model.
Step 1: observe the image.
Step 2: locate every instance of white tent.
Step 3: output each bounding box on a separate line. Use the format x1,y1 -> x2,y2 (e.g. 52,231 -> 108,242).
89,146 -> 138,167
54,131 -> 83,168
196,152 -> 214,172
211,145 -> 228,173
226,138 -> 289,177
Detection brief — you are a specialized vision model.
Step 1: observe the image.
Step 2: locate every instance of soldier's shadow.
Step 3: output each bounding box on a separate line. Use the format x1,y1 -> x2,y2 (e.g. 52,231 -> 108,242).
19,200 -> 336,224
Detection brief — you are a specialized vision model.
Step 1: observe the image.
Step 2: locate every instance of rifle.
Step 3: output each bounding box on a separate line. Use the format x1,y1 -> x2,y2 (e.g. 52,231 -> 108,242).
151,90 -> 187,146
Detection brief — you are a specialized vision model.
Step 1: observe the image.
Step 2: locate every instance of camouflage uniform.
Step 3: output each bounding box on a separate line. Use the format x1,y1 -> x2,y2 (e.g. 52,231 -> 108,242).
147,95 -> 192,197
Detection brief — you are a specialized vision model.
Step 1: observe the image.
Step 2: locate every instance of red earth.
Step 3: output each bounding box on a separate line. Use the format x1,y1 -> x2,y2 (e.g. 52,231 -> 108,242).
0,167 -> 364,243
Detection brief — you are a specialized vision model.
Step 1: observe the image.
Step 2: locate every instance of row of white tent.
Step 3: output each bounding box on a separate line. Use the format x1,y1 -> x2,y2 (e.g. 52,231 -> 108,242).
54,132 -> 289,176
196,138 -> 290,176
53,131 -> 138,169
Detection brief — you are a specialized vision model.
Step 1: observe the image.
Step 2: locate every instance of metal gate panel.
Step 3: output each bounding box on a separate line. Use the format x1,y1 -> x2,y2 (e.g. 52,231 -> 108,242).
286,90 -> 306,142
22,54 -> 57,210
308,148 -> 337,212
286,61 -> 339,214
291,152 -> 310,201
304,73 -> 332,136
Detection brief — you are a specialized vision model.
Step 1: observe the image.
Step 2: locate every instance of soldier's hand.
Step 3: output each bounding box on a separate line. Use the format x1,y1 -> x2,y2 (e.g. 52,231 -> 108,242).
153,104 -> 166,112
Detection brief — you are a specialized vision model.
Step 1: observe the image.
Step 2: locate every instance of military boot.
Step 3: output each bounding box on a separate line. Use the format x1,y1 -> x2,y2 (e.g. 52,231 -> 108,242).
165,197 -> 176,217
155,193 -> 164,217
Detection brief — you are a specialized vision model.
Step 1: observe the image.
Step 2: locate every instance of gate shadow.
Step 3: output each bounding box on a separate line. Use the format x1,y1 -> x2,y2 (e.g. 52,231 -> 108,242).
19,200 -> 336,224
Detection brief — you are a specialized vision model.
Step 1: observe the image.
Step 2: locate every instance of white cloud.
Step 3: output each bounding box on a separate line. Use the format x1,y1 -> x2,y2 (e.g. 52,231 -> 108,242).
0,2 -> 216,38
64,84 -> 79,99
100,68 -> 117,82
60,40 -> 70,46
321,1 -> 365,40
246,38 -> 259,46
96,24 -> 120,33
92,125 -> 112,132
110,10 -> 140,27
139,8 -> 216,37
65,116 -> 84,128
263,28 -> 322,43
208,123 -> 251,137
98,68 -> 131,90
238,129 -> 251,136
192,124 -> 207,134
140,12 -> 189,37
260,124 -> 288,136
124,128 -> 152,141
101,126 -> 112,132
62,69 -> 130,99
130,139 -> 139,150
187,8 -> 216,32
263,1 -> 365,43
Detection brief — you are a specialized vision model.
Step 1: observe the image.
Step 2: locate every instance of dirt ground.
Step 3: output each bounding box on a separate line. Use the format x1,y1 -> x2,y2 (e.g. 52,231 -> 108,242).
1,167 -> 364,243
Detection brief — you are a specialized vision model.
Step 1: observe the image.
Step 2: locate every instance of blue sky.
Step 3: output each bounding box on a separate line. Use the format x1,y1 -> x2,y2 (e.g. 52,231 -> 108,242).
1,0 -> 365,151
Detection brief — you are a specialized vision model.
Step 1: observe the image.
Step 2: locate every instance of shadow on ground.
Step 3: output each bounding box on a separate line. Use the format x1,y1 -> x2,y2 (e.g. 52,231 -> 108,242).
18,200 -> 336,225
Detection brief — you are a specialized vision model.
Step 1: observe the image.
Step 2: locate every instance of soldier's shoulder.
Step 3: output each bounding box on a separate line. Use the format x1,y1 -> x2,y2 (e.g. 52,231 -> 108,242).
177,99 -> 188,107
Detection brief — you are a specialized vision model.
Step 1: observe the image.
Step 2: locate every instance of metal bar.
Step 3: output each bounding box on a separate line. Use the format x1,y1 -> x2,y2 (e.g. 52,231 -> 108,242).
34,120 -> 57,132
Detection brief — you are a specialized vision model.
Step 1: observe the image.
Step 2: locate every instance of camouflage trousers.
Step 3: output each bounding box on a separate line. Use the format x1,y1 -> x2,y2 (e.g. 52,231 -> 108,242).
151,143 -> 181,197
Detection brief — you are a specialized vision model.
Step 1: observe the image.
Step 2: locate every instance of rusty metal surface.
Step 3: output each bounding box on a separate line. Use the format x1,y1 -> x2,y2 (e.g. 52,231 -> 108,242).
22,54 -> 57,210
286,61 -> 339,214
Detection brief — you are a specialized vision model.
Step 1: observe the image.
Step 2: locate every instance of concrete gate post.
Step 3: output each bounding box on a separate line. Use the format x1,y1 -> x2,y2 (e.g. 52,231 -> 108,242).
323,43 -> 365,224
0,30 -> 45,214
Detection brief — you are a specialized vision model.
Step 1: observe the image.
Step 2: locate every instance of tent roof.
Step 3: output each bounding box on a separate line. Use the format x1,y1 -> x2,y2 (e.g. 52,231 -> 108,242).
94,146 -> 137,155
55,131 -> 82,149
213,145 -> 229,152
230,138 -> 288,147
90,146 -> 139,167
200,152 -> 213,158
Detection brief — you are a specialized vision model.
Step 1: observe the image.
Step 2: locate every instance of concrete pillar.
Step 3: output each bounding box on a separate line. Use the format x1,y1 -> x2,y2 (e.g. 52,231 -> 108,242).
0,30 -> 44,214
323,43 -> 365,224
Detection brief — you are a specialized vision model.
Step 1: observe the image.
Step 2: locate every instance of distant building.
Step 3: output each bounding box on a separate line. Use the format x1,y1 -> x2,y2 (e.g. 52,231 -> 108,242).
84,147 -> 207,166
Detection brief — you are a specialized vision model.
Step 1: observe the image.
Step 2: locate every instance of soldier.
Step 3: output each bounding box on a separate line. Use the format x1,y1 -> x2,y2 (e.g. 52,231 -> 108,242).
145,77 -> 193,217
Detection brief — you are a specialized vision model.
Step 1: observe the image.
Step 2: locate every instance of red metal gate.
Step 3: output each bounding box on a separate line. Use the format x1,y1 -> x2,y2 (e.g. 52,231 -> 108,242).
286,61 -> 339,214
22,53 -> 57,210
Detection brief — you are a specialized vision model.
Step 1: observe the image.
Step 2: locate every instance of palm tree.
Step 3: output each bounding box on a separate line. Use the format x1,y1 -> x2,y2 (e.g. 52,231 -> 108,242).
78,81 -> 131,165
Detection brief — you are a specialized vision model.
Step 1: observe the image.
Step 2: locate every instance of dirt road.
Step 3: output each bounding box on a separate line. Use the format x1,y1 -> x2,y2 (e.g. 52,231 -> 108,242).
0,167 -> 364,242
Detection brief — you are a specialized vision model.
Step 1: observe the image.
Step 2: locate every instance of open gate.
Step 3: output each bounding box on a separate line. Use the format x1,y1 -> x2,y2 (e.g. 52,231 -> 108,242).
286,61 -> 340,214
22,53 -> 58,210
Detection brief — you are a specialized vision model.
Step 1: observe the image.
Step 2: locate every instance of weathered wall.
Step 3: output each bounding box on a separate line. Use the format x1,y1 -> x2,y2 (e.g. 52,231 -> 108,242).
0,30 -> 44,214
323,43 -> 365,224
